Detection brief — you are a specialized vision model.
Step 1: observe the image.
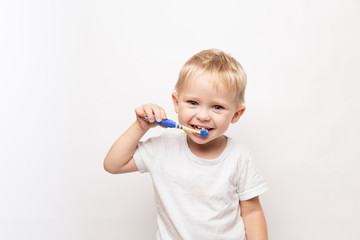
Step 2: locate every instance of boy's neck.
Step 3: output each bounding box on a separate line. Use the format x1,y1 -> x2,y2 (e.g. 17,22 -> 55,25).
186,135 -> 228,160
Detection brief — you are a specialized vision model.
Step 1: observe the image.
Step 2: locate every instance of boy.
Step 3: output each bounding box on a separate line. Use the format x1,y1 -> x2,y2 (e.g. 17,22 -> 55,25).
104,49 -> 269,240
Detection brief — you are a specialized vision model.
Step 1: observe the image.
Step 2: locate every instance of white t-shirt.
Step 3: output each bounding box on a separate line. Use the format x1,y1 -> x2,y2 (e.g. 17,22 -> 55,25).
133,133 -> 268,240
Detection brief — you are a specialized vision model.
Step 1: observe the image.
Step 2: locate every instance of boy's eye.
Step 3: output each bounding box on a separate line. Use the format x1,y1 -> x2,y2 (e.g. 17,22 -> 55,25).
188,101 -> 198,106
213,105 -> 223,110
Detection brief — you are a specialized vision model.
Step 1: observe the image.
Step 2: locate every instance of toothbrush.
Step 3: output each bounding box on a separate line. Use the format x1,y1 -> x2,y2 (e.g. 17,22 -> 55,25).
143,117 -> 209,137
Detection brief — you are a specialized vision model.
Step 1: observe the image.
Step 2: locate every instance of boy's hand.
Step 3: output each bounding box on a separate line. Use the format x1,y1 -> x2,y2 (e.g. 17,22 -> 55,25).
135,104 -> 167,131
104,104 -> 166,174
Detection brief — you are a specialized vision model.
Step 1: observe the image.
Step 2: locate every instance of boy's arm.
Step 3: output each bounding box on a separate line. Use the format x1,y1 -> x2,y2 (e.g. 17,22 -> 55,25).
103,104 -> 167,174
103,121 -> 147,174
240,196 -> 268,240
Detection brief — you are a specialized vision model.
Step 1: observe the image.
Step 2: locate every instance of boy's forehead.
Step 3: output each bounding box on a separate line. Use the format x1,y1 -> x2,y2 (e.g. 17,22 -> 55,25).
184,72 -> 233,94
180,73 -> 238,102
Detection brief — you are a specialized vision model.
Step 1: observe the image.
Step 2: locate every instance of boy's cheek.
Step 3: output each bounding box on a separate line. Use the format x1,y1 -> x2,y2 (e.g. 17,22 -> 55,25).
178,107 -> 193,117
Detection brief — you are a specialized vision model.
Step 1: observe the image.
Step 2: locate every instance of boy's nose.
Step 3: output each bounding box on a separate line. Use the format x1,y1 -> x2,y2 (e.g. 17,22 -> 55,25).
196,108 -> 210,122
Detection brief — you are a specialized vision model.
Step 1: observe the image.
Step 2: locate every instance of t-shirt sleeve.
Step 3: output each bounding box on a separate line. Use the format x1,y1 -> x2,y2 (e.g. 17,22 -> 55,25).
133,134 -> 165,173
237,153 -> 269,201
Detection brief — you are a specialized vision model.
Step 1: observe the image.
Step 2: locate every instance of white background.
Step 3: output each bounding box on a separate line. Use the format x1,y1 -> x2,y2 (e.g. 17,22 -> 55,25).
1,0 -> 360,239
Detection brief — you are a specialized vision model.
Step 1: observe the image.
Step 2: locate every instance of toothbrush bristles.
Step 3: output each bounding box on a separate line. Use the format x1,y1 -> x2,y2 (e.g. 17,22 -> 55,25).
199,129 -> 208,137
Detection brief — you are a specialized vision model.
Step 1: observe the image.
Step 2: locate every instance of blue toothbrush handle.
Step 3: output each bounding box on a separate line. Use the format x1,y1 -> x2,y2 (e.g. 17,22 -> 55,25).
143,117 -> 179,128
154,118 -> 177,128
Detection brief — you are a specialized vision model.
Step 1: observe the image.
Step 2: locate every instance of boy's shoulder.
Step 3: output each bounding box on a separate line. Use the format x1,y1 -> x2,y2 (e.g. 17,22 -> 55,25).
228,136 -> 251,155
226,137 -> 255,166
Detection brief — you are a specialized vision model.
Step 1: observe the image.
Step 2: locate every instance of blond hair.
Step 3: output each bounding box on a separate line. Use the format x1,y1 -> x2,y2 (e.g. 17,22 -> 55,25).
175,49 -> 247,105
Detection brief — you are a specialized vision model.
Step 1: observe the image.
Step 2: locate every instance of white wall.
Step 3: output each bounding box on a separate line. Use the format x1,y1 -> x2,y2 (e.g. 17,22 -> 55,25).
1,0 -> 359,239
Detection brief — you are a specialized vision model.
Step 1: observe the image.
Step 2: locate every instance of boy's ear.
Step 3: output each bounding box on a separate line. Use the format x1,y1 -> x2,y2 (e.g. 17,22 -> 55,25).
231,105 -> 246,123
172,92 -> 179,114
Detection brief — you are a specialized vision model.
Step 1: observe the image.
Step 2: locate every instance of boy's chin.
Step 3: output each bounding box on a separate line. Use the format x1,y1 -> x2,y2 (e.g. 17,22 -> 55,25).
186,130 -> 228,147
187,132 -> 212,145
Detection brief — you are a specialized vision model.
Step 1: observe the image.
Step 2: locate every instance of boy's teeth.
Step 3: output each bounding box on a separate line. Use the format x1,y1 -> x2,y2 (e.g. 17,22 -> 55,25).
194,125 -> 209,130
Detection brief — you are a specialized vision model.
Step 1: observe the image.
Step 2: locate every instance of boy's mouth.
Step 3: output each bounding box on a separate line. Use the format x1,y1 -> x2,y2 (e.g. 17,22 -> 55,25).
190,124 -> 214,132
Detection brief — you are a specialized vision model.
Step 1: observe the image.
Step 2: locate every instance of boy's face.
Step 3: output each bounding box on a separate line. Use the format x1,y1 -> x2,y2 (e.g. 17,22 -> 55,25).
172,73 -> 245,146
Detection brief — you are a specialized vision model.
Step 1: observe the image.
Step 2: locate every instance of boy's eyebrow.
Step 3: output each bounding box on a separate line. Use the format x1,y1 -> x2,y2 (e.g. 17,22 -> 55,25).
182,94 -> 230,106
181,94 -> 199,100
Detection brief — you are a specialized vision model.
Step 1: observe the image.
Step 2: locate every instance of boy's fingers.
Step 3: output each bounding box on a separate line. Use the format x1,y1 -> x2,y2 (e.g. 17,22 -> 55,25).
160,108 -> 167,120
135,104 -> 166,126
153,107 -> 164,123
143,106 -> 155,123
135,107 -> 145,117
